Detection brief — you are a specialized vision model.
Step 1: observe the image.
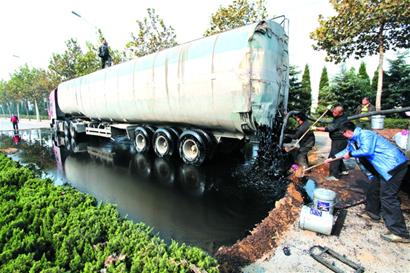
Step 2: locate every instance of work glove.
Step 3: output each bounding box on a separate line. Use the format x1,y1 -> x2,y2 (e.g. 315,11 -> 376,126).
326,105 -> 333,110
310,126 -> 317,130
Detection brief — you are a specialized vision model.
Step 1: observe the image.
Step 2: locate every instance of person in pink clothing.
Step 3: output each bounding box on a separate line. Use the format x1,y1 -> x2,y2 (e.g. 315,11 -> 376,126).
10,114 -> 19,130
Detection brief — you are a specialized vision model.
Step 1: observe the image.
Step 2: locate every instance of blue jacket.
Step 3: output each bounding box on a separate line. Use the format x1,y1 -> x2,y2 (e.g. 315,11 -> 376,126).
336,127 -> 408,181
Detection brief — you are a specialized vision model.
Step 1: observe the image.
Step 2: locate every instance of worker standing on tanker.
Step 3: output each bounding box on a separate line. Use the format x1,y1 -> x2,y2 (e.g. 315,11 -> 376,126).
354,97 -> 375,129
327,122 -> 409,243
98,38 -> 112,69
285,113 -> 315,169
312,105 -> 348,181
10,114 -> 19,131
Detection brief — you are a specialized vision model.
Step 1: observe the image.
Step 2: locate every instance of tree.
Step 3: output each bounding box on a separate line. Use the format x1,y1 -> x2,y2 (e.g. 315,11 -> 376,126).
310,0 -> 410,111
356,62 -> 372,101
287,65 -> 302,111
204,0 -> 268,36
5,66 -> 52,120
358,62 -> 370,84
318,66 -> 331,113
48,38 -> 84,84
382,52 -> 410,109
330,67 -> 370,115
125,8 -> 177,58
300,64 -> 312,113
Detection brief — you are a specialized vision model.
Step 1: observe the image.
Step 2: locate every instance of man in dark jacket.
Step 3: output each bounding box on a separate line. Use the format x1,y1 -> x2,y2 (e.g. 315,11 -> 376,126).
314,105 -> 348,181
354,97 -> 375,129
98,39 -> 112,69
329,122 -> 409,243
286,113 -> 315,169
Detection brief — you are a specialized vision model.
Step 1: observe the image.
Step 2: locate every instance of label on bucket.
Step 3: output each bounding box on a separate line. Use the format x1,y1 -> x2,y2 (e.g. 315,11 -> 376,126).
309,208 -> 322,217
317,201 -> 330,212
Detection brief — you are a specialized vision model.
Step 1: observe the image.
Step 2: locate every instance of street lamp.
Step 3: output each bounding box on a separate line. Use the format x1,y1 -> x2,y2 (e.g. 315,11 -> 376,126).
71,10 -> 99,32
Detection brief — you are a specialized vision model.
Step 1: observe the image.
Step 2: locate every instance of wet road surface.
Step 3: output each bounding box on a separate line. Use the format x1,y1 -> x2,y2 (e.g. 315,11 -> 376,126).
0,128 -> 280,254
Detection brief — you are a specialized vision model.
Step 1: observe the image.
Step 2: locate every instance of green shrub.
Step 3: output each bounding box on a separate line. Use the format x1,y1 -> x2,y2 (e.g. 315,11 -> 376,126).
0,154 -> 220,272
383,118 -> 409,129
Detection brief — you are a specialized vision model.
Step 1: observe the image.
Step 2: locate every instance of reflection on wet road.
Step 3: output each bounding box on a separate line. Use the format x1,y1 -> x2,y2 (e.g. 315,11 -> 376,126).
1,129 -> 274,254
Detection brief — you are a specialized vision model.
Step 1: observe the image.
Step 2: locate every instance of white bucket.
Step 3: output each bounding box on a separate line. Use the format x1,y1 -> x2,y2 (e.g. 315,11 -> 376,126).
299,205 -> 334,235
313,188 -> 336,214
371,115 -> 385,130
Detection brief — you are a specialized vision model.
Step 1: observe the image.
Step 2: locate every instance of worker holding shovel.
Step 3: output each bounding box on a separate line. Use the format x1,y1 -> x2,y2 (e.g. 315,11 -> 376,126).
327,121 -> 409,243
285,113 -> 315,169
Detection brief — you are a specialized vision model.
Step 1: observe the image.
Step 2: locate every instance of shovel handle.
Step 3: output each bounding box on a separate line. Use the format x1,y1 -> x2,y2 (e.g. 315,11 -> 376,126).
303,157 -> 343,172
293,108 -> 330,147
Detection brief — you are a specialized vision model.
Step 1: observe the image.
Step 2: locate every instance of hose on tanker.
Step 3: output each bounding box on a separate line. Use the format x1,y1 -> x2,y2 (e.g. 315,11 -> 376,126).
279,110 -> 300,148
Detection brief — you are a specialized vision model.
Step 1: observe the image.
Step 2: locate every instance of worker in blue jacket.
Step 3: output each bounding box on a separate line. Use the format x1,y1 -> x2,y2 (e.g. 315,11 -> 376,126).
326,121 -> 409,243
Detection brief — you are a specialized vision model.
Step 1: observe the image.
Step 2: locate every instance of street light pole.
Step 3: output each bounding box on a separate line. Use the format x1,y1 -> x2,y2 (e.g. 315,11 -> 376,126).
71,10 -> 99,32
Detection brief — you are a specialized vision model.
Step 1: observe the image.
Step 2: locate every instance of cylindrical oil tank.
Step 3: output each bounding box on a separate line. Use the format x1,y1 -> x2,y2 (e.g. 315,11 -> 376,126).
57,20 -> 288,139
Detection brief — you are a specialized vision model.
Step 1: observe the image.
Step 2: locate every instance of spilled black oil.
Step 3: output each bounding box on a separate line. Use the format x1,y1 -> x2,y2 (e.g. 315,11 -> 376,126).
231,121 -> 291,210
0,128 -> 289,254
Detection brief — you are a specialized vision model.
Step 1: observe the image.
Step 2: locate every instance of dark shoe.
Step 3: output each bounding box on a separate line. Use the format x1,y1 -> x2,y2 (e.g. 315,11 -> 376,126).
356,210 -> 380,222
380,232 -> 410,243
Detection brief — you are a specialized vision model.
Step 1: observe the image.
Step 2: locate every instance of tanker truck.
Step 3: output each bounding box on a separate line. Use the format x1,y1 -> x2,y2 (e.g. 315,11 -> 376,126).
49,18 -> 289,166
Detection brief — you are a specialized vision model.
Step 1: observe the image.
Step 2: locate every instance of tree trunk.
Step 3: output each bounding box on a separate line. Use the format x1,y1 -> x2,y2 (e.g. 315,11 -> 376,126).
375,23 -> 385,111
34,99 -> 40,121
24,100 -> 29,118
17,102 -> 20,118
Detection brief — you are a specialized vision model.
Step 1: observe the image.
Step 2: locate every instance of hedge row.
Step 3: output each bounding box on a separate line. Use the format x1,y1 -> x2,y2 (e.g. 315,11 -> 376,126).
384,118 -> 409,129
0,154 -> 219,273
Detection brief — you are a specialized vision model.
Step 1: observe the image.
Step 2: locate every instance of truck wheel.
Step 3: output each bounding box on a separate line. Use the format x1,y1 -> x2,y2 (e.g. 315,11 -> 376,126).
69,122 -> 77,139
179,130 -> 207,166
134,127 -> 152,153
153,128 -> 177,158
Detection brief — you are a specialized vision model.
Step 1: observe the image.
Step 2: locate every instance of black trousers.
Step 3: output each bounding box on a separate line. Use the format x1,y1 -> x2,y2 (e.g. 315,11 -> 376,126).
328,139 -> 347,177
12,122 -> 18,130
296,146 -> 312,169
366,166 -> 409,238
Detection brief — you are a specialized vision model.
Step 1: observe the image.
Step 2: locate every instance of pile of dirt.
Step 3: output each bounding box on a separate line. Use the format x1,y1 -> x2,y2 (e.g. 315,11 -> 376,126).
0,147 -> 18,154
215,182 -> 304,273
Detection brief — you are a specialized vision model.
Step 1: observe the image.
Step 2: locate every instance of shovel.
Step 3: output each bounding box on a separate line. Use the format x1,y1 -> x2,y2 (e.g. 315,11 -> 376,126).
284,107 -> 331,153
294,157 -> 344,178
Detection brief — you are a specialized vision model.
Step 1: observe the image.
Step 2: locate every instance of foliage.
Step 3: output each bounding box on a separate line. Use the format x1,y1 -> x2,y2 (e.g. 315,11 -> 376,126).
0,154 -> 220,273
300,64 -> 312,113
317,66 -> 331,113
125,8 -> 177,59
310,0 -> 409,63
287,65 -> 302,112
48,39 -> 84,84
310,0 -> 410,111
383,118 -> 410,129
204,0 -> 268,36
329,67 -> 373,115
382,51 -> 410,109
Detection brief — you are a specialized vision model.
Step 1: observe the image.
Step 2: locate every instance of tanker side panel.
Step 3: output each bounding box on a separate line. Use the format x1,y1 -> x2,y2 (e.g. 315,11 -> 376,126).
211,28 -> 253,133
57,20 -> 288,136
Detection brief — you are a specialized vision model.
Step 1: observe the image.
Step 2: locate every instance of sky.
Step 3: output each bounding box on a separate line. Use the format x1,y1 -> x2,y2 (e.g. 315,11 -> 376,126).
0,0 -> 398,103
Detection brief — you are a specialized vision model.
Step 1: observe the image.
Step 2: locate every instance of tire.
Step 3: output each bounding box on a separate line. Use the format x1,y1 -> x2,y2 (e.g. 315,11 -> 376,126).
134,127 -> 152,153
153,128 -> 177,158
179,130 -> 207,166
